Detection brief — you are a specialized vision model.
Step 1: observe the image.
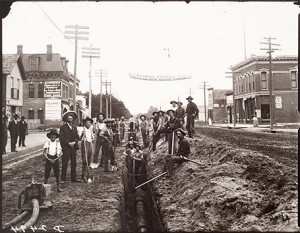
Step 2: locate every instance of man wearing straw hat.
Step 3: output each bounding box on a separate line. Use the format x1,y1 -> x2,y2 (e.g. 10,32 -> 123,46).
92,113 -> 106,169
185,96 -> 199,138
59,111 -> 81,183
80,117 -> 95,181
170,100 -> 178,112
43,129 -> 63,192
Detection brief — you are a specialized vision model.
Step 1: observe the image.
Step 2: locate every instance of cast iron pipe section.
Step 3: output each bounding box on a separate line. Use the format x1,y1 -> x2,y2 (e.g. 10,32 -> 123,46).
135,194 -> 149,232
2,211 -> 29,230
17,199 -> 40,232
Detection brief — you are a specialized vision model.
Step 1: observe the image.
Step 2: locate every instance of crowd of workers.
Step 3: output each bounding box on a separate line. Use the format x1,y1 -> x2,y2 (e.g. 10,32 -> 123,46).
4,95 -> 199,192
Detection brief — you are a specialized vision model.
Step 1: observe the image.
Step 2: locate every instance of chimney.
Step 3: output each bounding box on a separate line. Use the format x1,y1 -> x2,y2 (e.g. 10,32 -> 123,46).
46,44 -> 52,61
65,60 -> 69,72
60,57 -> 66,72
17,45 -> 23,54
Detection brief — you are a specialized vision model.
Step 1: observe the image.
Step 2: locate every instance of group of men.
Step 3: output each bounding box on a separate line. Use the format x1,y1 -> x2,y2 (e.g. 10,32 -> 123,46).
2,114 -> 28,154
125,96 -> 198,177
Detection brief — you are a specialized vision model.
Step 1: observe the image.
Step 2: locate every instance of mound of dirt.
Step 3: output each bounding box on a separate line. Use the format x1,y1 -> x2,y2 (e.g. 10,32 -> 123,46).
148,132 -> 298,232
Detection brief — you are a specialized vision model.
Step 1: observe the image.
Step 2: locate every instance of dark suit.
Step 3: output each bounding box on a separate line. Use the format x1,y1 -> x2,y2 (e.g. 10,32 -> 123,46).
8,120 -> 19,151
18,120 -> 27,146
59,123 -> 80,181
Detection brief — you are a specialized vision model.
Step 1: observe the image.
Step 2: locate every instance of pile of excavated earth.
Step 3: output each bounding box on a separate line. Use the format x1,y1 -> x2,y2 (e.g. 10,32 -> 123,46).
147,128 -> 298,232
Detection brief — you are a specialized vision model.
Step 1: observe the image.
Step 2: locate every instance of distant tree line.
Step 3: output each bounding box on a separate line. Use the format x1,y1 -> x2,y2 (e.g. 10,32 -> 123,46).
83,92 -> 131,119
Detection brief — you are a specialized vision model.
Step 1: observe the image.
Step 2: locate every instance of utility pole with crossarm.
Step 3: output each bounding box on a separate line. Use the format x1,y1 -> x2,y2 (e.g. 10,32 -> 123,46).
95,69 -> 108,113
65,25 -> 89,113
82,44 -> 100,117
260,37 -> 280,131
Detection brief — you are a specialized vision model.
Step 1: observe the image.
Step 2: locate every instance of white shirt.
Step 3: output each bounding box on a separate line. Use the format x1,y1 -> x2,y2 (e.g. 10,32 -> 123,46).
82,127 -> 94,142
67,123 -> 72,130
43,140 -> 62,156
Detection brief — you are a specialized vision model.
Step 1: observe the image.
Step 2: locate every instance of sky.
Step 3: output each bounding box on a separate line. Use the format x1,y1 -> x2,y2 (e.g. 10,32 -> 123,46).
2,1 -> 298,114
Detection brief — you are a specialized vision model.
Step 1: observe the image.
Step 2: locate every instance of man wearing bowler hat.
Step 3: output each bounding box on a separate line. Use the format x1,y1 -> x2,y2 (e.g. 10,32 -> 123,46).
59,111 -> 81,183
18,116 -> 28,147
185,96 -> 199,138
8,114 -> 19,152
163,128 -> 191,177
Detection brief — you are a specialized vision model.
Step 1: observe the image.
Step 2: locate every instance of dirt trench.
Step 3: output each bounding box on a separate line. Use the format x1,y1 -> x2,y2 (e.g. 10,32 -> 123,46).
146,132 -> 298,232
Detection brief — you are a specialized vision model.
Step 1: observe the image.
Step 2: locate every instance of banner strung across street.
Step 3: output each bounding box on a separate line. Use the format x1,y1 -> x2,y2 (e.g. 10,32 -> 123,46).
44,81 -> 62,97
45,99 -> 61,120
128,73 -> 192,81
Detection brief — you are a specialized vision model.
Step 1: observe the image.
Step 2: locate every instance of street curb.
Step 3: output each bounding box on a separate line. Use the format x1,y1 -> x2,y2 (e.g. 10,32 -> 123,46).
2,144 -> 44,163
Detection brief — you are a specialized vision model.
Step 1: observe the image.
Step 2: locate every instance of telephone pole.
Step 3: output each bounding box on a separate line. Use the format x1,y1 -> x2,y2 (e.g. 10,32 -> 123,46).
95,69 -> 108,113
109,84 -> 112,118
102,80 -> 111,118
65,25 -> 89,113
260,37 -> 280,131
82,44 -> 100,117
225,70 -> 242,127
199,82 -> 210,124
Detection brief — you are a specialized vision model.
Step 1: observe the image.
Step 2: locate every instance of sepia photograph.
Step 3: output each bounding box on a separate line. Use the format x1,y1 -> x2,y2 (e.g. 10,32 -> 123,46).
1,0 -> 299,232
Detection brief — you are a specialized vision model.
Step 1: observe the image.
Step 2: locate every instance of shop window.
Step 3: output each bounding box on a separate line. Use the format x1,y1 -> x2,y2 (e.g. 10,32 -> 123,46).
38,83 -> 44,98
291,71 -> 297,88
29,83 -> 35,98
28,110 -> 34,119
261,72 -> 268,90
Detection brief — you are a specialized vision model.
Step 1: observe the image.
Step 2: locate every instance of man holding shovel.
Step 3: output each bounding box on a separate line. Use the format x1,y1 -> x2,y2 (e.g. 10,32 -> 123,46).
80,117 -> 95,182
163,128 -> 191,177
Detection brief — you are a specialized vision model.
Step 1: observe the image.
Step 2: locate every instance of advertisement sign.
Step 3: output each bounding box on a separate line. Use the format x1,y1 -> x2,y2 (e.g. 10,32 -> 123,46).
207,89 -> 213,110
275,96 -> 282,109
129,73 -> 192,81
45,99 -> 61,120
44,81 -> 62,97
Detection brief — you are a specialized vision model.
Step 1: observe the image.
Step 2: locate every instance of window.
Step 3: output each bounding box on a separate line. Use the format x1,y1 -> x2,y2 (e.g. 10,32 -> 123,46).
10,77 -> 19,99
29,83 -> 35,98
28,110 -> 34,119
261,72 -> 268,90
241,78 -> 244,93
11,77 -> 14,88
38,83 -> 44,98
66,86 -> 69,99
38,110 -> 44,124
62,84 -> 66,99
249,75 -> 252,91
252,74 -> 255,90
30,58 -> 38,71
291,71 -> 297,88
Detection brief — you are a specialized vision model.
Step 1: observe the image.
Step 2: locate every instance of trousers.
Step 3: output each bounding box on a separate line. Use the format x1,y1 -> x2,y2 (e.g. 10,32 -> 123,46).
186,115 -> 195,137
61,146 -> 77,181
81,141 -> 93,177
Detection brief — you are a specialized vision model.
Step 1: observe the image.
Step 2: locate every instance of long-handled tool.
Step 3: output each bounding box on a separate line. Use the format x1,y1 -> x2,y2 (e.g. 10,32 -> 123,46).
83,141 -> 93,183
133,157 -> 136,189
171,131 -> 175,155
181,156 -> 206,166
135,172 -> 167,189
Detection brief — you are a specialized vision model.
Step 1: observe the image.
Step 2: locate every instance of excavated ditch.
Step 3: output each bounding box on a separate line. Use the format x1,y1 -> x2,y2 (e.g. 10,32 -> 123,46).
146,133 -> 298,232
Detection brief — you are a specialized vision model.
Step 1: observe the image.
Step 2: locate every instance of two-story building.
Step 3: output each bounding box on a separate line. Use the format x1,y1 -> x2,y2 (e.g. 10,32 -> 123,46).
231,55 -> 298,124
2,54 -> 26,119
18,45 -> 80,129
207,88 -> 231,123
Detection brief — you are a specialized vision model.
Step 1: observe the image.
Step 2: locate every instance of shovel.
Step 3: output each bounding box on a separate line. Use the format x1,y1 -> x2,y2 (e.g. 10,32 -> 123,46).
181,156 -> 206,166
83,141 -> 93,183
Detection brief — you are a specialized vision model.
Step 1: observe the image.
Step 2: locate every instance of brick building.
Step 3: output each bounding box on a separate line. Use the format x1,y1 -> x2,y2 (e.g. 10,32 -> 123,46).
2,54 -> 26,119
207,88 -> 231,123
18,45 -> 80,129
231,55 -> 298,124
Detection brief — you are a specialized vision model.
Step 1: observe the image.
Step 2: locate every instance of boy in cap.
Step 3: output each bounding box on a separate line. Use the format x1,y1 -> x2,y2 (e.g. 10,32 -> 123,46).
43,129 -> 63,192
80,117 -> 95,181
163,128 -> 191,177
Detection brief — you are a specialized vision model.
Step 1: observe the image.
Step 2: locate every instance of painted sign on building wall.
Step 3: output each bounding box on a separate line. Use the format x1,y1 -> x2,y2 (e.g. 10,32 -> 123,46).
207,89 -> 213,110
275,96 -> 283,109
44,81 -> 62,97
45,99 -> 61,120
